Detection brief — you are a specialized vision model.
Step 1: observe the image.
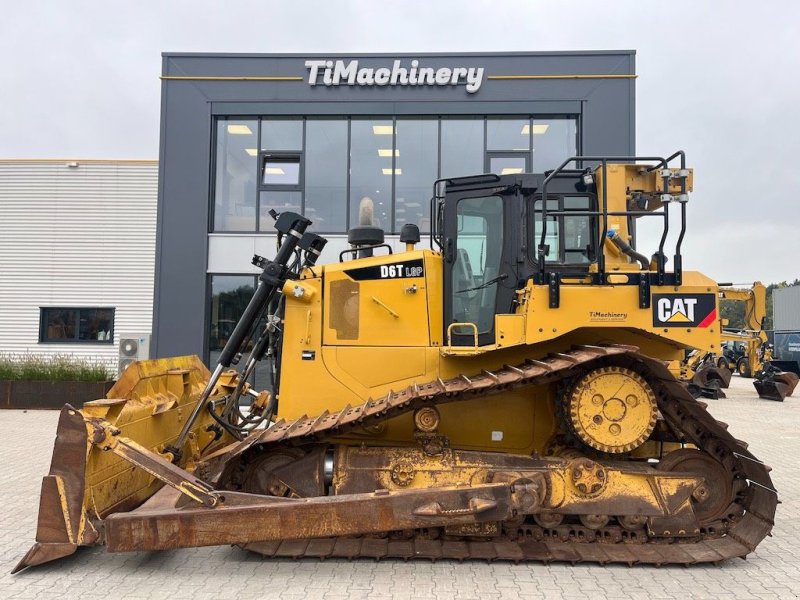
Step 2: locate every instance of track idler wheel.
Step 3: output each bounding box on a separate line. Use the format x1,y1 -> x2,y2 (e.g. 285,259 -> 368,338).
658,449 -> 733,524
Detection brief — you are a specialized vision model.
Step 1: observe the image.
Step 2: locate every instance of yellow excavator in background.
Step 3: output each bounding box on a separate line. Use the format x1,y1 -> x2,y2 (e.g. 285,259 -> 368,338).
15,152 -> 777,572
717,282 -> 798,400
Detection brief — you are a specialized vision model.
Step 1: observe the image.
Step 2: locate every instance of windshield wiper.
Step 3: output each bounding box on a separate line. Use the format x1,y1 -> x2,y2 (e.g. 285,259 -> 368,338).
457,273 -> 508,294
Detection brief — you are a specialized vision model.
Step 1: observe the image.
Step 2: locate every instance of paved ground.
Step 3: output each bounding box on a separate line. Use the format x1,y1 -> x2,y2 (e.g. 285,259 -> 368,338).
2,375 -> 800,599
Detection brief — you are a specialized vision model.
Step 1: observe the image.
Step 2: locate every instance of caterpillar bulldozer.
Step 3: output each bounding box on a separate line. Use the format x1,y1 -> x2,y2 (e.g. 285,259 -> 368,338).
717,282 -> 799,400
15,152 -> 777,573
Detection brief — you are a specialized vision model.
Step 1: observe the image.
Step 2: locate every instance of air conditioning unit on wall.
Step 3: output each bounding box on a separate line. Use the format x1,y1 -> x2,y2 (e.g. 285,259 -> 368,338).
118,333 -> 151,377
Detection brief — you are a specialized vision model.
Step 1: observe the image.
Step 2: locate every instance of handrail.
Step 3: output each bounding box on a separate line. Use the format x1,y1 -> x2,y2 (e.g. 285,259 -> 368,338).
446,322 -> 479,349
538,152 -> 687,283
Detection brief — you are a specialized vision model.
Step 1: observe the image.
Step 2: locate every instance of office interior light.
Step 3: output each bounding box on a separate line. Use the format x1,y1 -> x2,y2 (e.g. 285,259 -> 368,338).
382,168 -> 402,175
521,124 -> 550,135
227,124 -> 253,135
500,167 -> 524,175
377,149 -> 399,157
245,149 -> 258,156
264,167 -> 286,175
372,125 -> 395,135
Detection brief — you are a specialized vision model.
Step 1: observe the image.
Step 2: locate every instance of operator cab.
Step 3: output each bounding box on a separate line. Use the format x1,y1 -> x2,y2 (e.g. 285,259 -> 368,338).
434,172 -> 597,347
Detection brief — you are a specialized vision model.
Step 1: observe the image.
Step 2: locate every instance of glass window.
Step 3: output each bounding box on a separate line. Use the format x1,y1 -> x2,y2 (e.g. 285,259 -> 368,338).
532,118 -> 577,172
40,307 -> 115,343
531,196 -> 595,264
350,119 -> 393,230
395,119 -> 438,231
208,276 -> 274,393
214,119 -> 257,231
487,119 -> 530,151
440,119 -> 484,179
532,199 -> 560,262
261,157 -> 300,185
563,215 -> 593,263
261,120 -> 303,151
489,155 -> 526,176
453,196 -> 504,334
209,276 -> 255,367
305,120 -> 347,232
259,191 -> 302,229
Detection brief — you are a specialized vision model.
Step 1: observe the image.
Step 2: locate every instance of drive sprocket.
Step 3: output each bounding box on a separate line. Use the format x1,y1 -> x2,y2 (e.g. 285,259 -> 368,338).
567,366 -> 658,454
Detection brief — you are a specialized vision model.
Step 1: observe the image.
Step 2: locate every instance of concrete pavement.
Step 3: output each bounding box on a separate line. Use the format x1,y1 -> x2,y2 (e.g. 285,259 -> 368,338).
2,375 -> 799,599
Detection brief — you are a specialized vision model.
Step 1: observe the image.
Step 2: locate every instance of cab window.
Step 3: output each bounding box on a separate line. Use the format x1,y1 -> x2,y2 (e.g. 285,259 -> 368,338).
453,196 -> 504,334
531,195 -> 596,265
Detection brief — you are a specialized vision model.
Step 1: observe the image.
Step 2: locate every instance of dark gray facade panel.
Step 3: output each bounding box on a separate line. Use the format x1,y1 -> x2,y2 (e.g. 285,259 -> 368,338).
151,80 -> 212,358
210,100 -> 585,116
153,51 -> 636,360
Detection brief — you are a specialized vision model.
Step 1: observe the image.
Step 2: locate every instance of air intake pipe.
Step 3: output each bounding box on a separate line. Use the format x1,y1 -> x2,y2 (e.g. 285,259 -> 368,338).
607,230 -> 650,271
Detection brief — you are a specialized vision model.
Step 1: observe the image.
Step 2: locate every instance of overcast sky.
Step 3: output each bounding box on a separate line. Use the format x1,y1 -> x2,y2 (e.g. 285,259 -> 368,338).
2,0 -> 798,284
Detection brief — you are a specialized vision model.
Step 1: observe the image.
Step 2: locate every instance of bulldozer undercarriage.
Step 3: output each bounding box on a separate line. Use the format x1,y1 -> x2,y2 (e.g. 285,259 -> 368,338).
16,345 -> 777,570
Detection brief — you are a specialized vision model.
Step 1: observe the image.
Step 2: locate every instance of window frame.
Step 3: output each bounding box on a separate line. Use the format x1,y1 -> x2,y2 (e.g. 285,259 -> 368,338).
39,307 -> 116,345
528,193 -> 599,266
210,114 -> 580,236
258,153 -> 303,190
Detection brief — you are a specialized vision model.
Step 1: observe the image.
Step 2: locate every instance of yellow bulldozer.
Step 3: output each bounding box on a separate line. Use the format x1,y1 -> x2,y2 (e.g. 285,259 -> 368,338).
15,152 -> 776,572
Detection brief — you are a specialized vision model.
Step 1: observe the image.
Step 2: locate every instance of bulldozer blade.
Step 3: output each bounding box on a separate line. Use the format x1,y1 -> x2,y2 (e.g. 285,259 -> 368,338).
13,405 -> 89,573
12,543 -> 77,575
754,379 -> 790,402
14,356 -> 229,573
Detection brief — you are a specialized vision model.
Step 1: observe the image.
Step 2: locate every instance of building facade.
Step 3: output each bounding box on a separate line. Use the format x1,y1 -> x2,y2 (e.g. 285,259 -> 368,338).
0,160 -> 158,371
154,51 -> 636,372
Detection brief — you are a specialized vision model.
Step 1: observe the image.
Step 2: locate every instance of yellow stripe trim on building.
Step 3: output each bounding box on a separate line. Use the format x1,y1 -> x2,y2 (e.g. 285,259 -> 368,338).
160,75 -> 304,81
0,159 -> 157,164
159,74 -> 635,82
488,74 -> 636,80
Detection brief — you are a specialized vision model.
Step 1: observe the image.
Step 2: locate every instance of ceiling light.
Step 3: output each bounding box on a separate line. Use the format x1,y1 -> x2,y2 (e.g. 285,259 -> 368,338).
382,168 -> 402,175
500,167 -> 523,175
521,124 -> 550,135
227,124 -> 253,135
373,125 -> 395,135
264,167 -> 285,175
405,202 -> 421,208
245,148 -> 258,156
377,149 -> 399,157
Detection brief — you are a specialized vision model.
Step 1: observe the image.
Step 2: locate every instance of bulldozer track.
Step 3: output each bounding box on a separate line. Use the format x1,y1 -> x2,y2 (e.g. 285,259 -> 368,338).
217,344 -> 777,565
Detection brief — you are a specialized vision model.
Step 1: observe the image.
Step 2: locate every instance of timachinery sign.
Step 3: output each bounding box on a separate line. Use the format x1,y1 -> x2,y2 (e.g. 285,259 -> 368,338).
305,59 -> 485,93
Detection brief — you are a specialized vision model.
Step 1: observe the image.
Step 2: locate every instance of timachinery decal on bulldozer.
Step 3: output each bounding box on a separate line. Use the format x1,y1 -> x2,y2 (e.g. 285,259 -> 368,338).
652,294 -> 716,327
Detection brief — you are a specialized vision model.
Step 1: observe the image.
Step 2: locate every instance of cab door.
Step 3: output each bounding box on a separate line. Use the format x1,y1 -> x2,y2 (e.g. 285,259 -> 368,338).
442,186 -> 520,347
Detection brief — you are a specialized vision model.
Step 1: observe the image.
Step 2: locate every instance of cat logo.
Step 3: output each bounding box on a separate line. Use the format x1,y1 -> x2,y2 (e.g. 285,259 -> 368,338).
652,294 -> 716,328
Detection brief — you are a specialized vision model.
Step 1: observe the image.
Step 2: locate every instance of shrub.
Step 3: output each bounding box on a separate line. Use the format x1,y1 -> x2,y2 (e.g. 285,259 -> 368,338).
0,353 -> 111,382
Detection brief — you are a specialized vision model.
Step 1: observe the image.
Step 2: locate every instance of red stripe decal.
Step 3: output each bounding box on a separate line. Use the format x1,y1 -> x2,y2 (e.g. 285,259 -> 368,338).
698,308 -> 717,328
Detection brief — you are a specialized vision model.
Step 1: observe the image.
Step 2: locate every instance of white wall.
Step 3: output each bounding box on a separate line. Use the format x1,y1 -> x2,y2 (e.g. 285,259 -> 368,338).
0,160 -> 157,372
